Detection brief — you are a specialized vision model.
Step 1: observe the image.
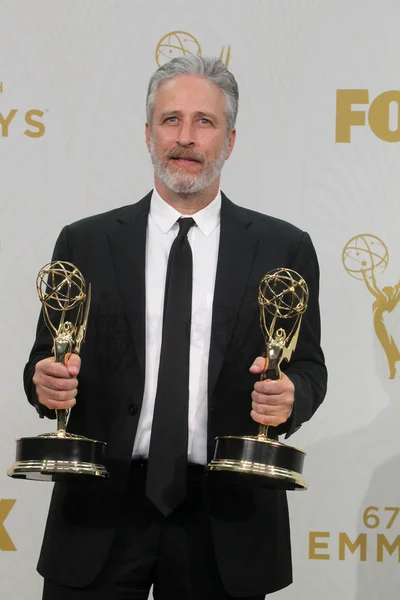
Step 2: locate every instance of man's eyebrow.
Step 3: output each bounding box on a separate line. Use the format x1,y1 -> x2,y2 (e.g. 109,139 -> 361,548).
158,110 -> 219,121
159,110 -> 183,120
195,111 -> 218,121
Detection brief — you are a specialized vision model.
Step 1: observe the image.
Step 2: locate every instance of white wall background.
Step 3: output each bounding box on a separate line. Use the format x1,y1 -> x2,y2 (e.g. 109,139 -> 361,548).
1,1 -> 400,598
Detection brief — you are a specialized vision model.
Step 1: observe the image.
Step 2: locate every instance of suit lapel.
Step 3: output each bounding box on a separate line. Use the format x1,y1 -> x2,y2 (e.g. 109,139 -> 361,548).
208,194 -> 259,399
107,191 -> 258,399
108,192 -> 151,378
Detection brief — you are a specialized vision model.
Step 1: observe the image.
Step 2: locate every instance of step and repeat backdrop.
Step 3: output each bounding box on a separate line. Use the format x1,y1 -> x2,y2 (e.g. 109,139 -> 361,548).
1,0 -> 400,598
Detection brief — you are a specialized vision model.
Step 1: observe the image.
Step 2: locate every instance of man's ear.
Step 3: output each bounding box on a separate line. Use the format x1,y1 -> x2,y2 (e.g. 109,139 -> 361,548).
225,128 -> 236,160
145,122 -> 150,151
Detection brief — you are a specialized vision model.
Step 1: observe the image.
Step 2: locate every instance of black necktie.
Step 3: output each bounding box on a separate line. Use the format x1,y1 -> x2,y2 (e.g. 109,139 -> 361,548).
145,217 -> 195,516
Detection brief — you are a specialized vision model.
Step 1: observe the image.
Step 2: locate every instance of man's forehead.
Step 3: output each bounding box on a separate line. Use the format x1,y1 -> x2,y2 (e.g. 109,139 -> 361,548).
153,75 -> 225,109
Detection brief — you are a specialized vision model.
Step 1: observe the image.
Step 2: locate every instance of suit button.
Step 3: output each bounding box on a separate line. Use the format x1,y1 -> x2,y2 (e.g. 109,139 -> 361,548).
128,404 -> 138,416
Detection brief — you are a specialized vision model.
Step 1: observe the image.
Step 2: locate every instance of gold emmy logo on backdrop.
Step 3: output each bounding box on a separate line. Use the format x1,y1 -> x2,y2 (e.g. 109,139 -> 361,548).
155,31 -> 231,67
343,234 -> 400,379
336,89 -> 400,142
0,81 -> 46,138
309,506 -> 400,562
0,499 -> 16,551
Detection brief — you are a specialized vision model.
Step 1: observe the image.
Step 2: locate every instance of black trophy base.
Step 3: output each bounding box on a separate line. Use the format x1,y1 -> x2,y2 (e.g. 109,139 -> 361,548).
8,432 -> 109,482
207,435 -> 307,490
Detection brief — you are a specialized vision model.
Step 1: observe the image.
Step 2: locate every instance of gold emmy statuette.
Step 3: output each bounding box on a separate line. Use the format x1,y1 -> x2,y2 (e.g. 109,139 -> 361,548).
208,268 -> 309,490
8,261 -> 109,482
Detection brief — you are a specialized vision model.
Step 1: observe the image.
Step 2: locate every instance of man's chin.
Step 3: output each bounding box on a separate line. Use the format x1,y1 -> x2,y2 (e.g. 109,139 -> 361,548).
160,171 -> 204,194
166,181 -> 204,195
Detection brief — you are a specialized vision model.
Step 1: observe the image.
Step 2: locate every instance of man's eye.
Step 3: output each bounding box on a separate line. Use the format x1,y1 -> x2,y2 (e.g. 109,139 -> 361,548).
166,117 -> 177,123
199,118 -> 211,124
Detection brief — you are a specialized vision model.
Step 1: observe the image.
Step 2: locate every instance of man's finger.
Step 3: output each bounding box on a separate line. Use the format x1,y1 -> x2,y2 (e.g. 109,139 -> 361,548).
249,356 -> 266,374
254,379 -> 285,395
45,398 -> 77,410
35,360 -> 69,379
39,373 -> 78,392
38,384 -> 78,403
251,391 -> 284,406
254,373 -> 294,395
66,353 -> 81,377
250,410 -> 284,427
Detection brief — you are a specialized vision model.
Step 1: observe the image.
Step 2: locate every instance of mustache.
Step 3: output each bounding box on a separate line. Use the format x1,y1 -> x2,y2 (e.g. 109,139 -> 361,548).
165,145 -> 204,163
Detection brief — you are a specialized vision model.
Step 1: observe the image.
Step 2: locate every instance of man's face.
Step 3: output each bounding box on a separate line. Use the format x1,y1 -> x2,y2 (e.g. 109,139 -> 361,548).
146,75 -> 236,195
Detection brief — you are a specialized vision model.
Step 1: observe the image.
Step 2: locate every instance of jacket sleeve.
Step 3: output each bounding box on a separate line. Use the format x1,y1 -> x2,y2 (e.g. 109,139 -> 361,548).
276,231 -> 327,437
23,226 -> 72,419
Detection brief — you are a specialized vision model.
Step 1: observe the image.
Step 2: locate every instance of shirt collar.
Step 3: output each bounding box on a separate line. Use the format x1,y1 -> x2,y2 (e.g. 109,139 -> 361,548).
150,187 -> 221,237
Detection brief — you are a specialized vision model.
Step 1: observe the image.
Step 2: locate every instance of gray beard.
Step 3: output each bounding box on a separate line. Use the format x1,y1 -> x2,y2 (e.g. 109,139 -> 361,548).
149,139 -> 227,195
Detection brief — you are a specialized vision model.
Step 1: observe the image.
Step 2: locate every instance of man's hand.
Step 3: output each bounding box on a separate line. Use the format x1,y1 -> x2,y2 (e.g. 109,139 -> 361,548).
32,354 -> 81,411
249,356 -> 294,427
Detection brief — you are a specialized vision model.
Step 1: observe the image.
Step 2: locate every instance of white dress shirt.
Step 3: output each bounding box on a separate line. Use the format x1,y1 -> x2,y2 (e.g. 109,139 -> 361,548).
132,188 -> 221,465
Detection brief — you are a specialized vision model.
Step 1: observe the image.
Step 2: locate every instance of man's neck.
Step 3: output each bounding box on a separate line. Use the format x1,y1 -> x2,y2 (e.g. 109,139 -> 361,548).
154,177 -> 220,215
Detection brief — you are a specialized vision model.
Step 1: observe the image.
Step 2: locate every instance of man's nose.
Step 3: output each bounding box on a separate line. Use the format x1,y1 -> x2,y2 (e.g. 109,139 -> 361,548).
176,121 -> 195,146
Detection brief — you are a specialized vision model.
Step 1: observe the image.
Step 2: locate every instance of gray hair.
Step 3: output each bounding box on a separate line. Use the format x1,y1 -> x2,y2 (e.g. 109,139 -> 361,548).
146,55 -> 239,132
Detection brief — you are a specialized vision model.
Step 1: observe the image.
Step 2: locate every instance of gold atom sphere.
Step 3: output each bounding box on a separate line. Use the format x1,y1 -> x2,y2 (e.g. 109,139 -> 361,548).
258,268 -> 309,318
36,261 -> 86,312
342,234 -> 388,280
156,31 -> 202,67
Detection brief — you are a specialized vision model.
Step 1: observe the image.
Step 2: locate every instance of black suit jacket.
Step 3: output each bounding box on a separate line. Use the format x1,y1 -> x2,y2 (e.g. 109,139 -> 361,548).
24,192 -> 327,596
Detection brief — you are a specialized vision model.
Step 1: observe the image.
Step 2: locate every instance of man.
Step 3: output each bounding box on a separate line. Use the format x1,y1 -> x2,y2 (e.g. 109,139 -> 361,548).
25,56 -> 327,599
